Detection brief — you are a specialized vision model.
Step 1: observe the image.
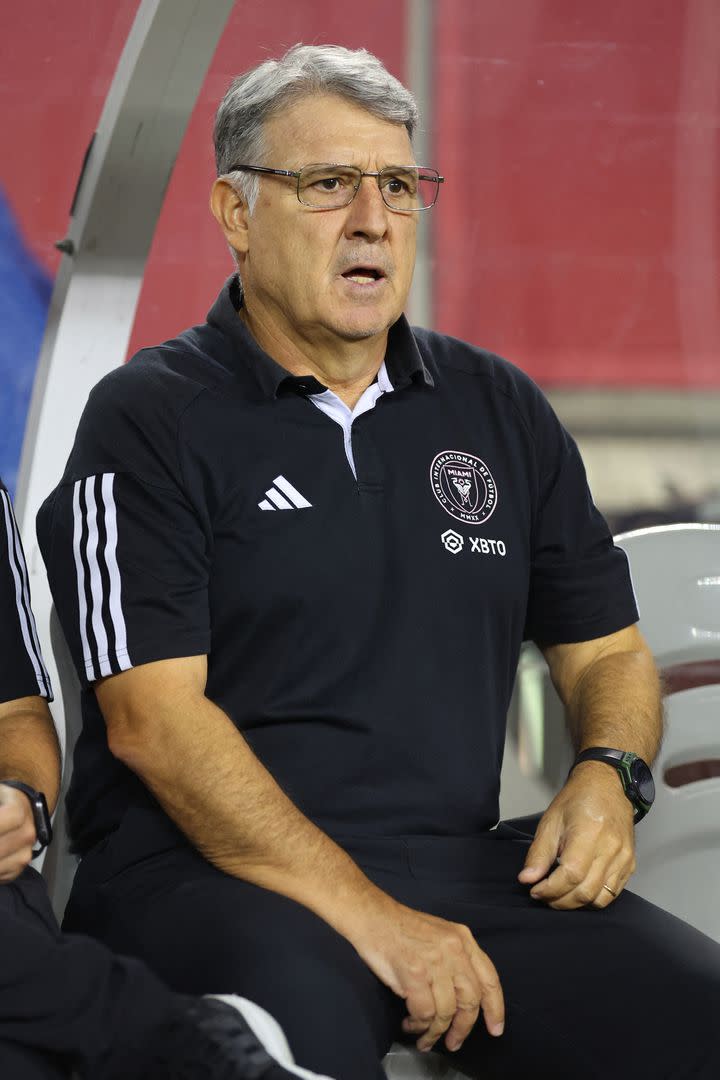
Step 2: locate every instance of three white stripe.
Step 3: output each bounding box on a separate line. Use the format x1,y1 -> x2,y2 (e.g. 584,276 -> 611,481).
0,489 -> 52,698
258,475 -> 312,512
72,474 -> 131,681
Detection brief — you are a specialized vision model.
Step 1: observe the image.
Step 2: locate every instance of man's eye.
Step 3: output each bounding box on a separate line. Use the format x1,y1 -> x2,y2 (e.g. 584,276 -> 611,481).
314,175 -> 345,191
382,173 -> 416,196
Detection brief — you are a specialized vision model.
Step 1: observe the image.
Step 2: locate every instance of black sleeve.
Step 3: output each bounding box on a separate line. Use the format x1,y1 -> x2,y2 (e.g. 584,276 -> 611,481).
37,364 -> 212,686
0,478 -> 53,701
522,393 -> 639,645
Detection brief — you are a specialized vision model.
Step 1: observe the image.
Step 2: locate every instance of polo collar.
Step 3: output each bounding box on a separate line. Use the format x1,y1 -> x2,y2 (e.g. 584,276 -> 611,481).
206,275 -> 435,399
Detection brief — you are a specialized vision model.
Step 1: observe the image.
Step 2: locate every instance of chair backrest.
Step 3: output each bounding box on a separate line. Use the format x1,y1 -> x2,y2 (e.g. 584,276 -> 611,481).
615,523 -> 720,667
630,683 -> 720,942
510,523 -> 720,790
600,526 -> 720,939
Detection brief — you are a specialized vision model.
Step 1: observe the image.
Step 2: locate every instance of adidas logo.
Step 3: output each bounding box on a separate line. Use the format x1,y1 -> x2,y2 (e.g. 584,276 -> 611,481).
258,475 -> 312,511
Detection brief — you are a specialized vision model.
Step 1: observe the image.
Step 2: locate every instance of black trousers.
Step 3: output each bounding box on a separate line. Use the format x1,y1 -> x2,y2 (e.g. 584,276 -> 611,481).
63,810 -> 720,1080
0,867 -> 178,1079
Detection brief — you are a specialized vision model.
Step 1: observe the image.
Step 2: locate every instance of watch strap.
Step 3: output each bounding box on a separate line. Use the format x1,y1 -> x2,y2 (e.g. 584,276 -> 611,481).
574,747 -> 626,767
570,747 -> 652,822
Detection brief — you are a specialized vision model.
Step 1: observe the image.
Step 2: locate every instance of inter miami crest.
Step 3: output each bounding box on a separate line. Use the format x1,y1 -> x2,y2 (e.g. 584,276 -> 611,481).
430,451 -> 498,525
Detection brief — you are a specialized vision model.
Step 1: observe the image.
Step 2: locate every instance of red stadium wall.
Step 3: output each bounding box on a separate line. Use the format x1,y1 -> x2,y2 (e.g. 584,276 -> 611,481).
2,1 -> 718,389
1,2 -> 138,277
433,0 -> 720,386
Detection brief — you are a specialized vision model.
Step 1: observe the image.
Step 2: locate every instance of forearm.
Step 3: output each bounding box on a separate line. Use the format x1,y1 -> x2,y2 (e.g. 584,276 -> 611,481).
0,700 -> 61,811
565,645 -> 663,763
106,686 -> 382,939
525,630 -> 662,908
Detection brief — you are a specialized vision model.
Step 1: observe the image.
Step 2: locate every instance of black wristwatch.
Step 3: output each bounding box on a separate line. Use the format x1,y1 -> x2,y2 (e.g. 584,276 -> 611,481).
571,748 -> 655,823
0,781 -> 53,856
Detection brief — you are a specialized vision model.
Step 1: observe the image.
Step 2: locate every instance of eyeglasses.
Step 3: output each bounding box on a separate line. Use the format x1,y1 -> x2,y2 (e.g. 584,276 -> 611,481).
229,163 -> 444,212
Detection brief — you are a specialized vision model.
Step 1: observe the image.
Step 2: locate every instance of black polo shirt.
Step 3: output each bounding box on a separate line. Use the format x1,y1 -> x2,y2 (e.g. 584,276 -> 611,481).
0,477 -> 53,703
38,276 -> 637,855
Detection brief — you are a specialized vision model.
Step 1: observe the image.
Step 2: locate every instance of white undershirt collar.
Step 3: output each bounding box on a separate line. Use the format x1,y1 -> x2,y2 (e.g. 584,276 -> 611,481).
308,361 -> 394,477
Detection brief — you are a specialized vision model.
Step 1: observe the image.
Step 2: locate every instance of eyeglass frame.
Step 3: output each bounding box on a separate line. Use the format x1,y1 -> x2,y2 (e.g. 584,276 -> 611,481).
227,163 -> 445,212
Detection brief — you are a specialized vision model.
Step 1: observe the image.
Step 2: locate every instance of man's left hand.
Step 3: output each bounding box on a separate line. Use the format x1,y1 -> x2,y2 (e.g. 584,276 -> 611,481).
517,761 -> 636,909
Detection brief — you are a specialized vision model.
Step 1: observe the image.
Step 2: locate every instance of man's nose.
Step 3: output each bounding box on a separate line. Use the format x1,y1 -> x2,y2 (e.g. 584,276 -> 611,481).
343,175 -> 390,241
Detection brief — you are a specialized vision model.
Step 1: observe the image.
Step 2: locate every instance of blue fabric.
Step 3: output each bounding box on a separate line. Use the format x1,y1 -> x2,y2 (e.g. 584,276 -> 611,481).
0,188 -> 52,497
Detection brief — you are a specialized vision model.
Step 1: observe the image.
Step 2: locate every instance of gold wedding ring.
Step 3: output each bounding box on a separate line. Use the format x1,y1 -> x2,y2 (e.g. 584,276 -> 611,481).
602,883 -> 618,898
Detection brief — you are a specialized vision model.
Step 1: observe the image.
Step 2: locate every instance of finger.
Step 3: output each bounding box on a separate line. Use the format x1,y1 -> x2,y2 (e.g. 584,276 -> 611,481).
539,841 -> 631,910
530,859 -> 598,906
528,837 -> 595,903
466,947 -> 504,1037
542,858 -> 609,910
0,822 -> 36,863
0,800 -> 27,836
443,973 -> 480,1051
591,880 -> 622,909
518,821 -> 561,885
0,846 -> 33,882
401,1016 -> 431,1035
590,857 -> 636,909
538,823 -> 636,909
403,974 -> 482,1047
403,977 -> 437,1037
416,974 -> 456,1052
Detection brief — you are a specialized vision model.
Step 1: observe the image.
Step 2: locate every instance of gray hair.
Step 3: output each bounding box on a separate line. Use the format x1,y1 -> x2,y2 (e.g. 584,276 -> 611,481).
214,43 -> 419,211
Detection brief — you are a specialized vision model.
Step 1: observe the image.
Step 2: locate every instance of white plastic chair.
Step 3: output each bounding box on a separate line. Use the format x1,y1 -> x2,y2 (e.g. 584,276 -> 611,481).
383,1045 -> 470,1079
615,526 -> 720,940
630,682 -> 720,942
509,524 -> 720,945
615,523 -> 720,667
509,523 -> 720,791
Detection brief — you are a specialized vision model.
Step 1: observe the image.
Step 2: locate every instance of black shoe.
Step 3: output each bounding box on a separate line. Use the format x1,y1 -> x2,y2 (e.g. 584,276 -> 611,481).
144,995 -> 300,1079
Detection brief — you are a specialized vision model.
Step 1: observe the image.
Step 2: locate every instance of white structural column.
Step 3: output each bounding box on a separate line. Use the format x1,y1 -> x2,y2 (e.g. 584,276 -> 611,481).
15,0 -> 234,762
405,0 -> 435,328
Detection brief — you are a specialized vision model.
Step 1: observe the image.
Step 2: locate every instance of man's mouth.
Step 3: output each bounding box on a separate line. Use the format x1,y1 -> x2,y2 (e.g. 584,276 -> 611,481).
341,266 -> 386,284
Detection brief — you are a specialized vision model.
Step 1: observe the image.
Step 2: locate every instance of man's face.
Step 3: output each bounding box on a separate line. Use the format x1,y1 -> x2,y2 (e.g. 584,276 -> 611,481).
238,93 -> 418,351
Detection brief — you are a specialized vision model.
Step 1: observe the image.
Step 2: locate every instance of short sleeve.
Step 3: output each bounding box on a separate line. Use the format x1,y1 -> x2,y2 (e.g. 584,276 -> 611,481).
523,408 -> 638,645
0,479 -> 53,701
37,364 -> 212,685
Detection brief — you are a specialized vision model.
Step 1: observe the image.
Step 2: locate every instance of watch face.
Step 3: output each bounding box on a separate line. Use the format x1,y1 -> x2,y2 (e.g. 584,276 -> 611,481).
630,758 -> 655,805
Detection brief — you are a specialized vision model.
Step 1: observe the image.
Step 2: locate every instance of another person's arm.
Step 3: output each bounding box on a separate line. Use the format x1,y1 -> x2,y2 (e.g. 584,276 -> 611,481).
518,624 -> 662,908
0,478 -> 61,881
0,696 -> 61,881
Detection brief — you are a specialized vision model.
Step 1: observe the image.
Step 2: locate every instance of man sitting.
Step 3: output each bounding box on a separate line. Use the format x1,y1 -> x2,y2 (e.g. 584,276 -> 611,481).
38,43 -> 720,1080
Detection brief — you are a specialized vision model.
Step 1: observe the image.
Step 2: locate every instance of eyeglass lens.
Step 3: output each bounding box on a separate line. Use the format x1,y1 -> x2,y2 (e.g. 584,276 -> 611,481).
297,165 -> 440,210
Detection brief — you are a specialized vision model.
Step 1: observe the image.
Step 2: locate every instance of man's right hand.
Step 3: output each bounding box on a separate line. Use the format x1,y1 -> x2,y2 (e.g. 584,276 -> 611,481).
94,656 -> 504,1054
349,893 -> 504,1054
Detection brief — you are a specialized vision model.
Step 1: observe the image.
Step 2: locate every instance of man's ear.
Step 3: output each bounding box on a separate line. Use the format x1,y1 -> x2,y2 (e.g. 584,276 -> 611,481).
210,178 -> 250,258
